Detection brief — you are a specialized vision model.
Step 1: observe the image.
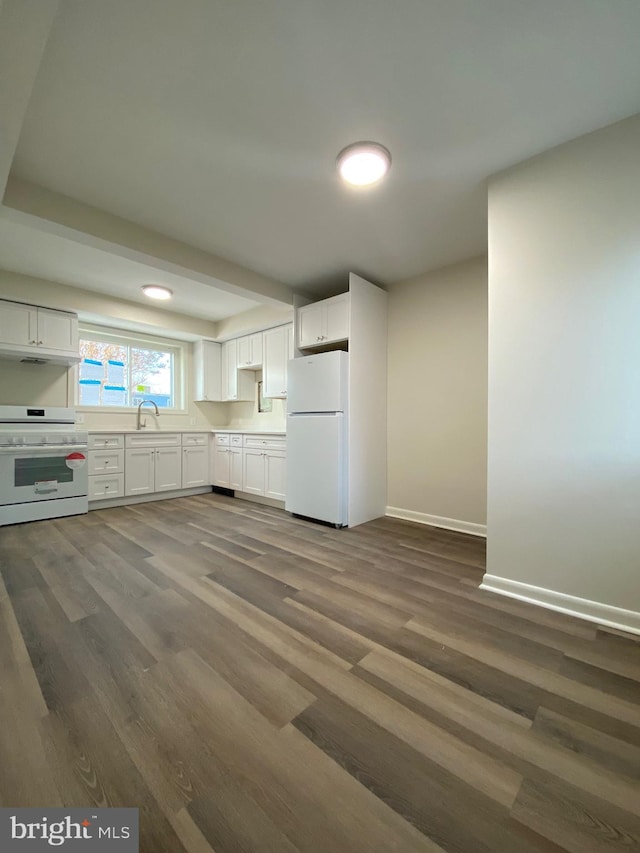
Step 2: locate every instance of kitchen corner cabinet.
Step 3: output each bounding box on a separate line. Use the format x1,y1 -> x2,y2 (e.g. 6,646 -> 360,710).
193,340 -> 222,401
263,323 -> 293,399
221,339 -> 254,401
237,332 -> 263,369
0,299 -> 79,362
297,293 -> 349,349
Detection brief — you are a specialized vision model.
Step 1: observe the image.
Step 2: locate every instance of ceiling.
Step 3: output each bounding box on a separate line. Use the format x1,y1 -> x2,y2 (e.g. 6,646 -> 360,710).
2,0 -> 640,309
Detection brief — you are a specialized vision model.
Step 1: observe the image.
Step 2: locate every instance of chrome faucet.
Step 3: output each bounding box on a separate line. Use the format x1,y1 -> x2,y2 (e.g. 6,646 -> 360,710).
136,399 -> 159,430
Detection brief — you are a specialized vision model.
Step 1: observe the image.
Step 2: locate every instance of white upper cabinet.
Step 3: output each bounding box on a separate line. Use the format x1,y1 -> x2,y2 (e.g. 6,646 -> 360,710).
263,324 -> 293,399
237,332 -> 263,369
297,293 -> 349,349
193,340 -> 222,401
0,299 -> 79,363
37,306 -> 79,352
221,338 -> 254,401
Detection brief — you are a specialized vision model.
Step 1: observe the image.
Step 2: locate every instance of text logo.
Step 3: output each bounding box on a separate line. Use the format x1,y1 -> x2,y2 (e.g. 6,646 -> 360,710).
0,809 -> 138,851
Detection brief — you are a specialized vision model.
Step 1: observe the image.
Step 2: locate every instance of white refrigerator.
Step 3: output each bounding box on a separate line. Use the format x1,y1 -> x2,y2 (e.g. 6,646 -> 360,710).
286,351 -> 348,526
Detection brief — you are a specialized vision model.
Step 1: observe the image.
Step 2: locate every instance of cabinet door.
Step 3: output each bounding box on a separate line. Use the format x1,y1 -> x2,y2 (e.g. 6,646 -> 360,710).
324,293 -> 349,343
242,448 -> 265,496
237,335 -> 251,368
155,446 -> 182,492
125,448 -> 155,496
229,447 -> 243,490
182,445 -> 209,488
0,300 -> 36,347
249,332 -> 263,368
237,334 -> 263,369
221,340 -> 236,400
297,303 -> 324,348
213,447 -> 231,487
194,340 -> 222,401
262,326 -> 287,399
222,338 -> 255,401
37,307 -> 78,352
264,450 -> 286,501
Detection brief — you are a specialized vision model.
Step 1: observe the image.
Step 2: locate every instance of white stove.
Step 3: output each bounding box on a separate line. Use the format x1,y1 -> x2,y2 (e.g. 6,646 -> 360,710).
0,406 -> 89,526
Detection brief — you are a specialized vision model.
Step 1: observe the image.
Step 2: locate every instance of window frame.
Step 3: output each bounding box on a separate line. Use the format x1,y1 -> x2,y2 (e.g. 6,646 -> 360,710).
75,324 -> 187,413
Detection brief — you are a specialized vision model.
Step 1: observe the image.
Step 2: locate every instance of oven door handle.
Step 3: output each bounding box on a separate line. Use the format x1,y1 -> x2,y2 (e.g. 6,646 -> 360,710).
0,444 -> 88,454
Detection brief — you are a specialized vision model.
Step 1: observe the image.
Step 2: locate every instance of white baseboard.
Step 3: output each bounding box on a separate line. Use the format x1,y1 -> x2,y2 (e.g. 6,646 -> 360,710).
385,506 -> 486,538
480,574 -> 640,636
234,491 -> 285,509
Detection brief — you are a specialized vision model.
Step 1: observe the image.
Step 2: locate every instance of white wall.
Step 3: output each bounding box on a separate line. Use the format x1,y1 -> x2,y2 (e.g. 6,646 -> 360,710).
484,114 -> 640,632
386,257 -> 488,533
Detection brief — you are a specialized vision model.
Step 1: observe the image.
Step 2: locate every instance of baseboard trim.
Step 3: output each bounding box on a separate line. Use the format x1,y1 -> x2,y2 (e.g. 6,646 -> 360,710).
385,506 -> 486,538
234,491 -> 285,509
480,574 -> 640,636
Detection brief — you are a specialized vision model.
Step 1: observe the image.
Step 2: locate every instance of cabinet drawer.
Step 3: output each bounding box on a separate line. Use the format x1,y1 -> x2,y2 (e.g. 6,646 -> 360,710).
214,433 -> 229,445
89,473 -> 125,501
230,434 -> 243,446
125,432 -> 181,448
182,433 -> 209,446
88,433 -> 124,450
88,449 -> 124,475
243,435 -> 287,451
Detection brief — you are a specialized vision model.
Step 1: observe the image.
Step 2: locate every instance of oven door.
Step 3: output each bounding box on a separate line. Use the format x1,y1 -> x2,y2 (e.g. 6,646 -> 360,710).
0,445 -> 88,505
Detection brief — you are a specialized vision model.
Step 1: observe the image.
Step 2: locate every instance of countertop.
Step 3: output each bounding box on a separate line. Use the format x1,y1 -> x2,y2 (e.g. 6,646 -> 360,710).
87,427 -> 286,435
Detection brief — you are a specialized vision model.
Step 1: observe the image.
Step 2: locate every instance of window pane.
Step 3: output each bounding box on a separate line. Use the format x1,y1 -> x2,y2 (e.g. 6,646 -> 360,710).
79,339 -> 128,406
130,348 -> 173,408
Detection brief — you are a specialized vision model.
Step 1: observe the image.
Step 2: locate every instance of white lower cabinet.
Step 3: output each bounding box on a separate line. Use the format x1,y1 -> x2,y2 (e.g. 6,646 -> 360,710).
242,447 -> 267,496
154,447 -> 182,492
213,432 -> 286,500
213,434 -> 243,489
125,446 -> 182,495
88,435 -> 125,501
241,447 -> 286,499
125,448 -> 156,496
182,444 -> 210,488
89,473 -> 125,501
124,433 -> 183,496
264,450 -> 287,500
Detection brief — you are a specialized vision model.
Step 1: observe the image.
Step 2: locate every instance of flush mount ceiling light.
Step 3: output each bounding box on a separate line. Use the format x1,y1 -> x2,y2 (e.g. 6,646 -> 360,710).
141,285 -> 173,301
336,141 -> 391,187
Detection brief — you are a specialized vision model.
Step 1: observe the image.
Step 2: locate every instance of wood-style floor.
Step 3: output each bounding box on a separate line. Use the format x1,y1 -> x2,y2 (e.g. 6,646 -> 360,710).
1,494 -> 639,852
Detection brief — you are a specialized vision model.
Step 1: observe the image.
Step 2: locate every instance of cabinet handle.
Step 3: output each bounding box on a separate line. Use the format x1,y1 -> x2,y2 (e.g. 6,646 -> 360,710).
29,340 -> 36,344
38,340 -> 43,345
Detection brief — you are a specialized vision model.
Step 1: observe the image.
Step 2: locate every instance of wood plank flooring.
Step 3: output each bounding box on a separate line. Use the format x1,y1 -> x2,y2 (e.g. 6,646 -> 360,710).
1,493 -> 639,852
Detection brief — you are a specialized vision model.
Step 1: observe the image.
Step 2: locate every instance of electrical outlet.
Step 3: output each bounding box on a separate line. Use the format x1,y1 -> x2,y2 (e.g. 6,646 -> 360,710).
76,413 -> 84,424
190,417 -> 196,425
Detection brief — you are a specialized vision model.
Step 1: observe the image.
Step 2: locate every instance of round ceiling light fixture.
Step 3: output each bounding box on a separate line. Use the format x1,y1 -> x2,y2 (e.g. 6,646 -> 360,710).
336,141 -> 391,187
141,285 -> 173,301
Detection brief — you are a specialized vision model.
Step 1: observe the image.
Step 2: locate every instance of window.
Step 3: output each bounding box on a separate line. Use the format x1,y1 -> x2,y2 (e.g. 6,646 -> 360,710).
77,326 -> 184,410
